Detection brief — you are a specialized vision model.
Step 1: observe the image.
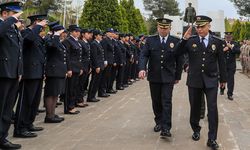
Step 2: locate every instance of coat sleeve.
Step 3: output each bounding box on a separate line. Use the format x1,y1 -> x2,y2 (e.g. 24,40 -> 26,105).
0,17 -> 18,36
231,42 -> 241,54
139,39 -> 150,71
175,54 -> 184,80
90,43 -> 98,69
62,40 -> 72,71
217,41 -> 227,83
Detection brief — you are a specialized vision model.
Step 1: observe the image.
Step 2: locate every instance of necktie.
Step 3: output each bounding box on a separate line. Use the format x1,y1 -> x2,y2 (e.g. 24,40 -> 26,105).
201,37 -> 206,48
162,37 -> 165,44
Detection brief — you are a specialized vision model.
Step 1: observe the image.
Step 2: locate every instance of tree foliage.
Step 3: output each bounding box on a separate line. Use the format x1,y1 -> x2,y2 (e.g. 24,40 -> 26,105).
229,0 -> 250,16
79,0 -> 147,35
143,0 -> 180,18
231,19 -> 241,41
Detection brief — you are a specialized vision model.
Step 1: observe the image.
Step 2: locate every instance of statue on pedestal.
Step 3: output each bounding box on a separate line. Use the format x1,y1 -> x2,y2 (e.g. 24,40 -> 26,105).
184,3 -> 196,25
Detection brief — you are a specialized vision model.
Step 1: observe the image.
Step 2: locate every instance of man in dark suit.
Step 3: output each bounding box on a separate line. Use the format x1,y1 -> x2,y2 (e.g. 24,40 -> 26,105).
87,30 -> 105,102
177,16 -> 227,150
0,2 -> 23,149
139,18 -> 183,138
220,32 -> 241,100
14,14 -> 48,138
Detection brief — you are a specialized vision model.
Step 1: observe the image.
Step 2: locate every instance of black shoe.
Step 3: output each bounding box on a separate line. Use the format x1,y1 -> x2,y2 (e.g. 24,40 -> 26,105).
153,124 -> 161,132
160,129 -> 171,137
123,84 -> 129,88
200,114 -> 205,119
192,132 -> 200,141
98,94 -> 110,97
44,117 -> 63,123
116,87 -> 124,90
207,139 -> 219,150
37,108 -> 46,113
56,102 -> 63,105
13,131 -> 37,138
55,115 -> 65,121
87,98 -> 100,102
28,126 -> 44,132
106,89 -> 117,94
0,140 -> 21,149
228,96 -> 234,100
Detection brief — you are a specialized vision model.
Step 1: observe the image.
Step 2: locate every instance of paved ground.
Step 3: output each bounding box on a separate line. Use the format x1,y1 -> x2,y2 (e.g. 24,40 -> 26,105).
7,71 -> 250,150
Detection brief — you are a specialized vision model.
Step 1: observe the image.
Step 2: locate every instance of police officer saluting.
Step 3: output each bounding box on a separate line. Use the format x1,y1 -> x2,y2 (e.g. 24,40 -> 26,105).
139,18 -> 183,138
220,32 -> 240,100
44,24 -> 66,123
0,1 -> 23,149
14,14 -> 48,138
177,16 -> 227,150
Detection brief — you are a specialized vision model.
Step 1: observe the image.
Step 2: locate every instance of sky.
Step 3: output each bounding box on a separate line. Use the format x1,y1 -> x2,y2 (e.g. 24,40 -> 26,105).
134,0 -> 240,18
73,0 -> 240,19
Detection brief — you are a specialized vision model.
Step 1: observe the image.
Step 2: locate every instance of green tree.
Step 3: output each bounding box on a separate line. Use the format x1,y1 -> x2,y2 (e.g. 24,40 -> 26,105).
224,18 -> 232,32
231,19 -> 241,41
120,0 -> 147,35
239,22 -> 247,41
143,0 -> 180,18
119,4 -> 129,33
245,22 -> 250,39
79,0 -> 122,31
229,0 -> 250,16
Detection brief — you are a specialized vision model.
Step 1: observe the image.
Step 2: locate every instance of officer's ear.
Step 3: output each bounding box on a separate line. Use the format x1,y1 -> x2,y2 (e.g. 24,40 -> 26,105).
208,23 -> 211,29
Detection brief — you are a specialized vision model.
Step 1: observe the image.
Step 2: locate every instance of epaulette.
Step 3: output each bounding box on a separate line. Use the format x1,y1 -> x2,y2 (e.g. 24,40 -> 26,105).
212,35 -> 224,42
170,35 -> 181,40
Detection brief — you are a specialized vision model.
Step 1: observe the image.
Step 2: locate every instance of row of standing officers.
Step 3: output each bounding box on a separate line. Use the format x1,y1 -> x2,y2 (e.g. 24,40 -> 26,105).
0,1 -> 145,149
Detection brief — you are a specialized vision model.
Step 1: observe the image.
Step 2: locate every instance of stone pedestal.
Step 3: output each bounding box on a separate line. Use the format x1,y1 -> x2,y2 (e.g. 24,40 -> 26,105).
183,26 -> 197,36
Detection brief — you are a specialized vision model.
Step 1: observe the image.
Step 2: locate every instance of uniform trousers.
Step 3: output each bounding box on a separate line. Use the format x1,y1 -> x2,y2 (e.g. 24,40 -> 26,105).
188,86 -> 218,140
0,78 -> 19,142
149,82 -> 174,130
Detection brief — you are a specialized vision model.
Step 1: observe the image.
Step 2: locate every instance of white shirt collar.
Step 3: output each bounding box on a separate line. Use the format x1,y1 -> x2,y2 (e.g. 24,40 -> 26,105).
95,39 -> 100,43
199,34 -> 209,42
159,35 -> 169,42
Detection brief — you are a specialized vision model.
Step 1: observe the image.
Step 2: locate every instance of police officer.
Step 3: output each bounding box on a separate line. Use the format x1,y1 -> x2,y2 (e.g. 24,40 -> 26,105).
99,28 -> 115,97
87,30 -> 105,102
220,32 -> 241,100
139,18 -> 183,138
14,14 -> 48,138
44,24 -> 67,123
0,1 -> 23,149
109,29 -> 120,92
76,28 -> 92,107
178,16 -> 227,150
116,33 -> 127,90
62,25 -> 83,114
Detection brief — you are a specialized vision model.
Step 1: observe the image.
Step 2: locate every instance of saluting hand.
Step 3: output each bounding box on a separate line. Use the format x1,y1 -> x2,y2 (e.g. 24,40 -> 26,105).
12,11 -> 23,19
183,26 -> 192,40
139,70 -> 146,79
37,19 -> 48,27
